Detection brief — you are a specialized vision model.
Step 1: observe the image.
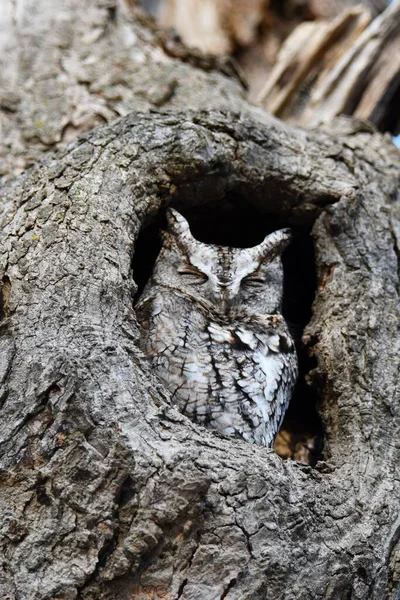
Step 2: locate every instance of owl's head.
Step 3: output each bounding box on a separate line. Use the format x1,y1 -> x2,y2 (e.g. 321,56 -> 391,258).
151,208 -> 292,315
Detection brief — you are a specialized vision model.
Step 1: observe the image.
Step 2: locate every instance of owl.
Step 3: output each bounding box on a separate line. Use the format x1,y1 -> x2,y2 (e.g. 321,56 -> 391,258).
135,209 -> 298,447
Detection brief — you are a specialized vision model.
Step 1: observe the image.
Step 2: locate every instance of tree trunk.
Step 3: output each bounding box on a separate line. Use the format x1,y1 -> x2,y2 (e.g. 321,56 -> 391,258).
1,2 -> 399,600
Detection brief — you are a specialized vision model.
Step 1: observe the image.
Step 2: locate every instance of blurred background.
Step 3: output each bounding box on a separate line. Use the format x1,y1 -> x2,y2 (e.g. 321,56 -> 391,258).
139,0 -> 400,142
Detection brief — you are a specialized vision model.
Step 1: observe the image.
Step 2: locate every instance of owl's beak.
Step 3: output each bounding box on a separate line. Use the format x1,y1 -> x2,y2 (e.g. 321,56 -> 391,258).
220,298 -> 229,313
219,284 -> 233,314
215,274 -> 236,313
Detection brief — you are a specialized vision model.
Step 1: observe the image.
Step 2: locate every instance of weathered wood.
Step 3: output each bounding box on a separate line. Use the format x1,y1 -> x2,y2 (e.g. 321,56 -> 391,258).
258,0 -> 400,132
157,0 -> 315,98
160,0 -> 268,55
310,0 -> 387,19
257,7 -> 371,118
155,0 -> 388,101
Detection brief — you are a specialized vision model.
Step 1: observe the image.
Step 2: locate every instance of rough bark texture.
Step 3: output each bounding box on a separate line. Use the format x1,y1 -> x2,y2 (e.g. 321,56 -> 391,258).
1,109 -> 400,600
1,2 -> 400,600
0,0 -> 247,181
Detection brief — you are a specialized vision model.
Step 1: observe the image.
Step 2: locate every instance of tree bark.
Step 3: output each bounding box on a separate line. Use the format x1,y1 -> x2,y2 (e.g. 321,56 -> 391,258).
1,2 -> 400,600
0,0 -> 246,181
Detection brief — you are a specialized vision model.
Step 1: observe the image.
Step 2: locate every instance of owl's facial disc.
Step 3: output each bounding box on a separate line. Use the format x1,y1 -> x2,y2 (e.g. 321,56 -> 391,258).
165,209 -> 291,314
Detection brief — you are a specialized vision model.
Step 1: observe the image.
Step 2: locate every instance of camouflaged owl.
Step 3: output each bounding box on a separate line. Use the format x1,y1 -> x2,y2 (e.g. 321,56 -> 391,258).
136,209 -> 298,447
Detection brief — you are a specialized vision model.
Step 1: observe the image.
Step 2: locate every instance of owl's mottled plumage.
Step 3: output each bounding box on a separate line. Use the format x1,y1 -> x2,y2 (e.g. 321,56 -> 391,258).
136,209 -> 298,447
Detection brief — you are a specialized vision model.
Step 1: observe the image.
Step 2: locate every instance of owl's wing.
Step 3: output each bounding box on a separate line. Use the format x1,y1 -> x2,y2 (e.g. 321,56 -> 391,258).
229,325 -> 298,447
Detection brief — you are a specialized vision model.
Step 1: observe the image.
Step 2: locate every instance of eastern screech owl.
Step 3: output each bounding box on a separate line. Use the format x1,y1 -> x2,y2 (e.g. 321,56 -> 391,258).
136,209 -> 298,447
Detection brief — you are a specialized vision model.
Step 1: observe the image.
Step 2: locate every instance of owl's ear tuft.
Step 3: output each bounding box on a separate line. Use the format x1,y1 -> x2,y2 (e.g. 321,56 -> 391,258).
254,228 -> 292,261
166,208 -> 194,243
265,228 -> 292,252
160,230 -> 172,244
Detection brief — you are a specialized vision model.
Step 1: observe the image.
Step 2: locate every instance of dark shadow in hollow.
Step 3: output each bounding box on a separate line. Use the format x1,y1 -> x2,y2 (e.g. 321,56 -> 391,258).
372,74 -> 400,136
132,194 -> 323,465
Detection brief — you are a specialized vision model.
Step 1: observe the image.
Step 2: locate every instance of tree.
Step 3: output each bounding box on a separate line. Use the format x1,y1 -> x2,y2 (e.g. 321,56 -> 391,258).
0,1 -> 399,599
